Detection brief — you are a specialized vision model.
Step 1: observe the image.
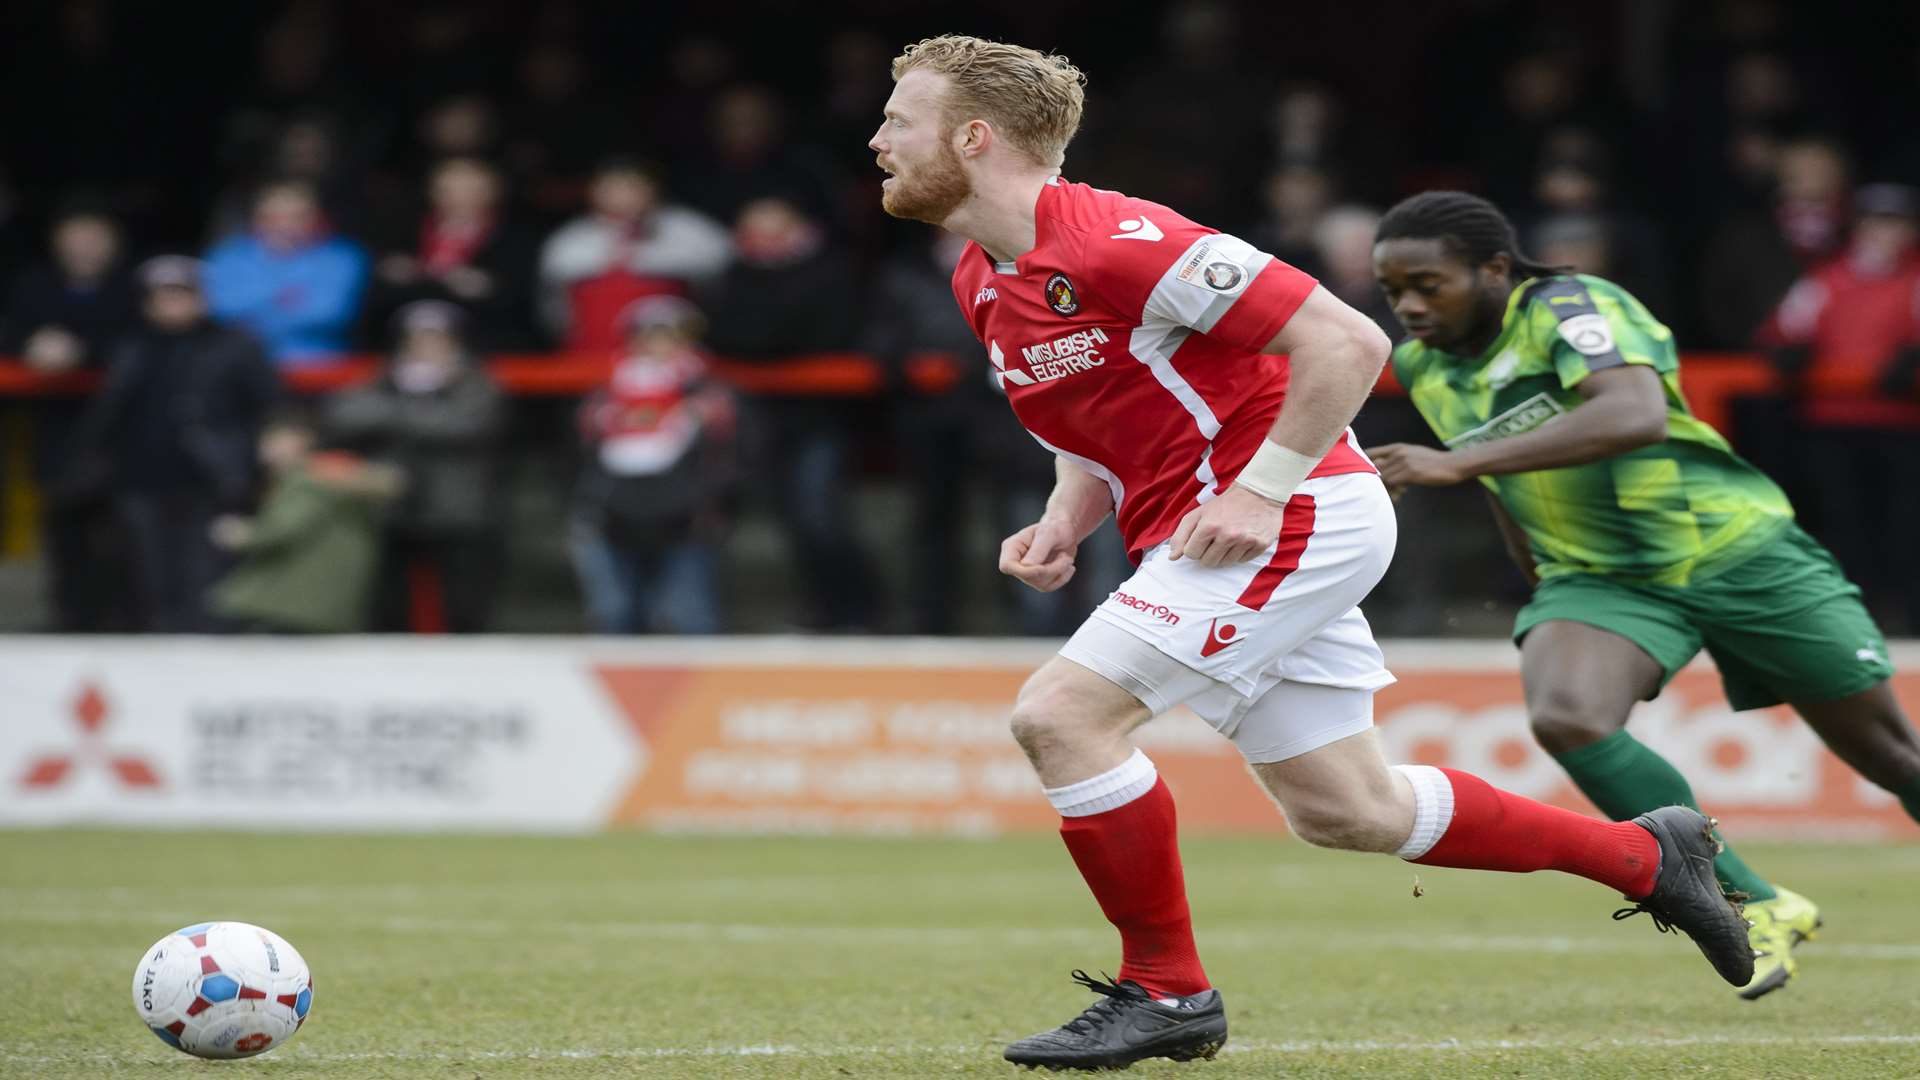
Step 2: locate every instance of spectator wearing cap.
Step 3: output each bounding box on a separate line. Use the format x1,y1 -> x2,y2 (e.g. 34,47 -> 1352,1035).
1,202 -> 141,630
568,295 -> 735,634
322,300 -> 507,633
367,156 -> 540,351
536,157 -> 730,352
204,179 -> 370,365
706,195 -> 880,631
1760,183 -> 1920,630
62,256 -> 280,631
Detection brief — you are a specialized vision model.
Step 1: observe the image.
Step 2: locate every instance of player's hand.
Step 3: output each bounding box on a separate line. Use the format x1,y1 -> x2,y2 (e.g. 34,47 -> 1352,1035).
1168,485 -> 1287,567
999,519 -> 1079,592
1367,443 -> 1467,490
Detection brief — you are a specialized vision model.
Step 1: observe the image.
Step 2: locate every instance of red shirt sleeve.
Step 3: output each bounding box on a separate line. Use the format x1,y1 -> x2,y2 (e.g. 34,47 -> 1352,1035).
1077,200 -> 1317,353
1206,253 -> 1317,353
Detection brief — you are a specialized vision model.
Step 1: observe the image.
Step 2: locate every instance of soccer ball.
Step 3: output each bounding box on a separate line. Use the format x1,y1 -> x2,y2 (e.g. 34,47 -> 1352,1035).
130,921 -> 313,1059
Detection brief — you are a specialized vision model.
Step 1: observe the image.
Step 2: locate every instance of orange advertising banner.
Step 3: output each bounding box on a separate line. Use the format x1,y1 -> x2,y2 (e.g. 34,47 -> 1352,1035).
596,645 -> 1920,840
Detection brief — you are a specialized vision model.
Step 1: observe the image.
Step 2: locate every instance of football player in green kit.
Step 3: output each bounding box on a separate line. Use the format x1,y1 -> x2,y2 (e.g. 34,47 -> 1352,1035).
1366,190 -> 1920,1000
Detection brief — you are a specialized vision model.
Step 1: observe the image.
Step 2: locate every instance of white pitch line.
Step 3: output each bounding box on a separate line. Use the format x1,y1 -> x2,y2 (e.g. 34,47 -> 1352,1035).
230,914 -> 1920,962
5,1033 -> 1920,1067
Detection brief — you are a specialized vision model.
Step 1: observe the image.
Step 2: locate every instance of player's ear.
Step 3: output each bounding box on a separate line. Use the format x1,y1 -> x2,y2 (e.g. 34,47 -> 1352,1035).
956,119 -> 991,158
1481,251 -> 1513,283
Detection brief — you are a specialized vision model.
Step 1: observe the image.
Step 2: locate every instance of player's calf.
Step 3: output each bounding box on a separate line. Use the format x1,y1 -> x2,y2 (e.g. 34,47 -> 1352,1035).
1251,729 -> 1417,854
1282,803 -> 1411,852
1263,776 -> 1413,852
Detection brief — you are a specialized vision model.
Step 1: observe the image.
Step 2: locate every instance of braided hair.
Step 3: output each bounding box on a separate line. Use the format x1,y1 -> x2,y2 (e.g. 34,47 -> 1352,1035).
1375,191 -> 1565,280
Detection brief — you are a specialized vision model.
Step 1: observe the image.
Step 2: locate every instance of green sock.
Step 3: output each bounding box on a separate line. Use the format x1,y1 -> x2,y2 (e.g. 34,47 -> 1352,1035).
1897,775 -> 1920,826
1552,729 -> 1777,902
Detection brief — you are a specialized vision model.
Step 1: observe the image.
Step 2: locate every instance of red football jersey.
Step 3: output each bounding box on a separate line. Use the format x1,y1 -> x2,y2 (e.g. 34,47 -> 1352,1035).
950,179 -> 1375,558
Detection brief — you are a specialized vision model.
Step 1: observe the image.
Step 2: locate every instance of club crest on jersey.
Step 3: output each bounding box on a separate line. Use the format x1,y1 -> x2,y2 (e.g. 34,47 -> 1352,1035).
1045,273 -> 1080,315
1201,262 -> 1246,293
1176,244 -> 1251,296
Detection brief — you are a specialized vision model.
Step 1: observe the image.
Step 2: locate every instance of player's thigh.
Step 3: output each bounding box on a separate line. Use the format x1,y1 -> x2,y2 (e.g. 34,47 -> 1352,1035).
1051,619 -> 1209,725
1515,575 -> 1694,744
1018,645 -> 1163,742
1789,682 -> 1920,792
1693,525 -> 1895,711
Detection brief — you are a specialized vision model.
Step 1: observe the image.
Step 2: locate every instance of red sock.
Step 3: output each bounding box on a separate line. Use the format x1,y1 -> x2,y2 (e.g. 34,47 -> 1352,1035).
1058,778 -> 1209,997
1414,768 -> 1660,898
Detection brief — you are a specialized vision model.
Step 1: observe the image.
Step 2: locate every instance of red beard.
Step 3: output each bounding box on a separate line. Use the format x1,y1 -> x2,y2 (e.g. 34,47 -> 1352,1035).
881,138 -> 972,224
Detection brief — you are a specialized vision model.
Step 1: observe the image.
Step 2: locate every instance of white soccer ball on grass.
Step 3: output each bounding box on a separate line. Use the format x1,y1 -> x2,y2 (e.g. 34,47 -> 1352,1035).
131,921 -> 313,1059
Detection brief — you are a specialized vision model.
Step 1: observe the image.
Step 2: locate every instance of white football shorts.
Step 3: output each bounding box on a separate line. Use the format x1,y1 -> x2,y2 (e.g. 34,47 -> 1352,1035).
1060,471 -> 1397,763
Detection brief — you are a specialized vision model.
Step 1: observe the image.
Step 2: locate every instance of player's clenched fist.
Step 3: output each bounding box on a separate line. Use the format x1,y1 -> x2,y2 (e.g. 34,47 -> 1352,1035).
1000,519 -> 1079,592
1168,485 -> 1289,567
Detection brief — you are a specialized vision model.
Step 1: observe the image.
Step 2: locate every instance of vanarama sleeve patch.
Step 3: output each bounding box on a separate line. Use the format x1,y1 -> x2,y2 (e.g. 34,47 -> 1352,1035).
1525,277 -> 1627,379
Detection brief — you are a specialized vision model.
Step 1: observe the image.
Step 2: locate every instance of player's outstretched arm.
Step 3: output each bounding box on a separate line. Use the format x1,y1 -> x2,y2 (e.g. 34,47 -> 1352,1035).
1372,365 -> 1668,492
1000,457 -> 1112,593
1167,287 -> 1389,567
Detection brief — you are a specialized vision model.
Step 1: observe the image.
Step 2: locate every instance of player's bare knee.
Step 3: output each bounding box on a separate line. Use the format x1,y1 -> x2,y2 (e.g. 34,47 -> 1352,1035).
1009,680 -> 1097,756
1528,689 -> 1622,755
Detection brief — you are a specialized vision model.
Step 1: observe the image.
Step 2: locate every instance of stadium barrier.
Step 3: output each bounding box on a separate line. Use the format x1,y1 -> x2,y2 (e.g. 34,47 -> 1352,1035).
0,352 -> 1844,435
6,637 -> 1916,840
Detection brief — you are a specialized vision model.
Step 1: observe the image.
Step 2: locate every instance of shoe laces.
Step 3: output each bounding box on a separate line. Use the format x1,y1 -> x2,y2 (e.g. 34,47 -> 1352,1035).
1061,970 -> 1148,1034
1612,904 -> 1674,934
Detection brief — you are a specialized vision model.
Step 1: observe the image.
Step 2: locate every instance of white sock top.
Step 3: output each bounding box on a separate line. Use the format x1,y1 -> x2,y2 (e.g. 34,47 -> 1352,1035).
1392,763 -> 1455,860
1044,749 -> 1158,817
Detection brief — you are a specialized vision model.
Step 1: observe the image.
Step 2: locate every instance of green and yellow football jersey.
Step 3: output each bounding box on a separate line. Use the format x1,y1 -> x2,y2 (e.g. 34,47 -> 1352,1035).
1391,274 -> 1792,586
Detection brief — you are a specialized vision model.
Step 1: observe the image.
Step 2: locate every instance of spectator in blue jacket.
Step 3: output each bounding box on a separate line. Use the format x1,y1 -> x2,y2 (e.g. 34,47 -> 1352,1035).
204,179 -> 368,366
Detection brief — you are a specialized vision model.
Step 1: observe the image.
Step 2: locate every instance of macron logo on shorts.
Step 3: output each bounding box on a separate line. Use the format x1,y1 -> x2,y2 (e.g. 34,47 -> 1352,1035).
1200,617 -> 1240,658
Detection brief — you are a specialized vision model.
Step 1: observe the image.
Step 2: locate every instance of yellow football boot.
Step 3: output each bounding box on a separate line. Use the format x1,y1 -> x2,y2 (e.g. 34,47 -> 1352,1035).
1738,886 -> 1822,1000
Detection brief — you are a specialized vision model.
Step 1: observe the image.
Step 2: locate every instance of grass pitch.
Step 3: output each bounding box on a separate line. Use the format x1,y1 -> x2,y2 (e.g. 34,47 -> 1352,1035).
1,829 -> 1916,1078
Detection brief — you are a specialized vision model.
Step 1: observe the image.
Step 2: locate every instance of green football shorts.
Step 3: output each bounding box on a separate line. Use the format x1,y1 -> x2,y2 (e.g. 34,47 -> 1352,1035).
1514,524 -> 1894,710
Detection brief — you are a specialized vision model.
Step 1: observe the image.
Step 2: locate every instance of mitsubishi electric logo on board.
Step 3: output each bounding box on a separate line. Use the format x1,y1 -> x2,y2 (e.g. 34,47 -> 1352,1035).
17,681 -> 165,792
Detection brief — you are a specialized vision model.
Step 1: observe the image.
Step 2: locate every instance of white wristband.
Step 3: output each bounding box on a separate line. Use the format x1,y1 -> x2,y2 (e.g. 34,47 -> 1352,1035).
1231,441 -> 1318,504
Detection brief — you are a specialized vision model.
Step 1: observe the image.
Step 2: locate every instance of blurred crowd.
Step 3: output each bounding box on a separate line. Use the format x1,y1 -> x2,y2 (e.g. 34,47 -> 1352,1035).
1,0 -> 1917,635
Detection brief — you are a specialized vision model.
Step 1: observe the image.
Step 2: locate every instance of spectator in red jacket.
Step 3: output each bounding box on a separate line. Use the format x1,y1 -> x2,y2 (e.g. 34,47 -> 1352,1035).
1702,137 -> 1853,347
536,157 -> 731,352
568,296 -> 735,634
1761,183 -> 1920,630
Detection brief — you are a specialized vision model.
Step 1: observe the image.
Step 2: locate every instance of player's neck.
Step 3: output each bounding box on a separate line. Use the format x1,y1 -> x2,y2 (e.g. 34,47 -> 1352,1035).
942,172 -> 1054,264
1460,288 -> 1513,357
1461,322 -> 1502,358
